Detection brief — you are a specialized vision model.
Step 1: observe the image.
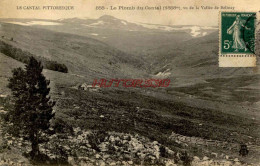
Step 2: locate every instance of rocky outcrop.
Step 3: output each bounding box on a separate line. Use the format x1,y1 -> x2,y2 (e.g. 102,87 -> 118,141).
42,128 -> 178,165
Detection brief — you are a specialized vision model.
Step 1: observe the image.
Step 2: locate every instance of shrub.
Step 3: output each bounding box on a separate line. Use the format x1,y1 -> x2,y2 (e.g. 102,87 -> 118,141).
45,61 -> 68,73
87,130 -> 108,152
180,151 -> 192,166
0,140 -> 10,153
53,118 -> 74,135
159,145 -> 167,157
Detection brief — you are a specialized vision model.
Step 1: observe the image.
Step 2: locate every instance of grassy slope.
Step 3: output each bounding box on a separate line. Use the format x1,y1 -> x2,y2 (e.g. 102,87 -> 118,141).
0,53 -> 82,95
148,31 -> 260,109
1,53 -> 259,163
150,31 -> 259,76
0,23 -> 147,81
0,53 -> 24,95
52,84 -> 260,164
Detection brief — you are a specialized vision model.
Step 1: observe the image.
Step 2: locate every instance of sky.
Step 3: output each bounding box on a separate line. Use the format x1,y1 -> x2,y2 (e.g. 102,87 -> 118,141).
0,0 -> 259,26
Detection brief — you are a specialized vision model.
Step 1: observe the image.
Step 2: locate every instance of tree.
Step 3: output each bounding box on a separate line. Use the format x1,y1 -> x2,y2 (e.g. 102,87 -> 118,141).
7,56 -> 55,159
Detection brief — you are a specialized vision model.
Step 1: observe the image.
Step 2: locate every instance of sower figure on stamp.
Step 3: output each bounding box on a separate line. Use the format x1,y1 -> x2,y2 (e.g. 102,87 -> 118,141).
227,15 -> 250,52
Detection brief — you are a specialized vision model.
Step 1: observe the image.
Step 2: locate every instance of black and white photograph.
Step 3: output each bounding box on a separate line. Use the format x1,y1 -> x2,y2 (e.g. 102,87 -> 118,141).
0,0 -> 259,165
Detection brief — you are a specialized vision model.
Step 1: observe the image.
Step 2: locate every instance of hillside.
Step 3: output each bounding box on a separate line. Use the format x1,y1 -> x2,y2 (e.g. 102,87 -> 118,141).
149,31 -> 258,76
2,51 -> 260,165
145,31 -> 259,108
0,22 -> 147,83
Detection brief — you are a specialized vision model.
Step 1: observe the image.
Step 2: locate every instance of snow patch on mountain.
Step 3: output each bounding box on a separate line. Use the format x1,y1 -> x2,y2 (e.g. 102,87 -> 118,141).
136,23 -> 174,31
121,21 -> 127,25
90,33 -> 99,36
202,32 -> 207,36
134,22 -> 217,37
155,69 -> 171,78
201,26 -> 218,30
189,26 -> 200,37
6,21 -> 61,26
90,21 -> 104,26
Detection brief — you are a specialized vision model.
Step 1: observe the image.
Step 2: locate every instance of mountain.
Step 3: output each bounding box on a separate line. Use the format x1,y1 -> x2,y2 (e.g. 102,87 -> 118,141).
59,15 -> 146,31
0,15 -> 218,56
0,23 -> 147,84
57,15 -> 217,37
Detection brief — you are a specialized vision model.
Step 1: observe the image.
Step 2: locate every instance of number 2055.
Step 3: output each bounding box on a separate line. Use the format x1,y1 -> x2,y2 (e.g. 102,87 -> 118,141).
96,6 -> 105,10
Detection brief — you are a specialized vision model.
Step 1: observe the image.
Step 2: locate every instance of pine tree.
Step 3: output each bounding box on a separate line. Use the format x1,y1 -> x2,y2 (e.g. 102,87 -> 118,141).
7,56 -> 55,159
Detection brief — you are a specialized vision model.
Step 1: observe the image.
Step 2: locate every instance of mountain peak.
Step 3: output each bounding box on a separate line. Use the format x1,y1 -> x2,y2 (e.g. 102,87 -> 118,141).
99,15 -> 118,20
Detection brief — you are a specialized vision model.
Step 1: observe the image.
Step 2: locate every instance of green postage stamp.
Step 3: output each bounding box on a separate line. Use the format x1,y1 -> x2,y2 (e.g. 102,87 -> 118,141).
219,12 -> 257,67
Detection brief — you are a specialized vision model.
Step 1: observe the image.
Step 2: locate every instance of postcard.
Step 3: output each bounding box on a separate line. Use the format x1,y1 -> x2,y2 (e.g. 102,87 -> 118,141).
0,0 -> 259,165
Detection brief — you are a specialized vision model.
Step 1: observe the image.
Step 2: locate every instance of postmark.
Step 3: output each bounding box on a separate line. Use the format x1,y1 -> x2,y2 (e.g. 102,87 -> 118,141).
219,12 -> 257,67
